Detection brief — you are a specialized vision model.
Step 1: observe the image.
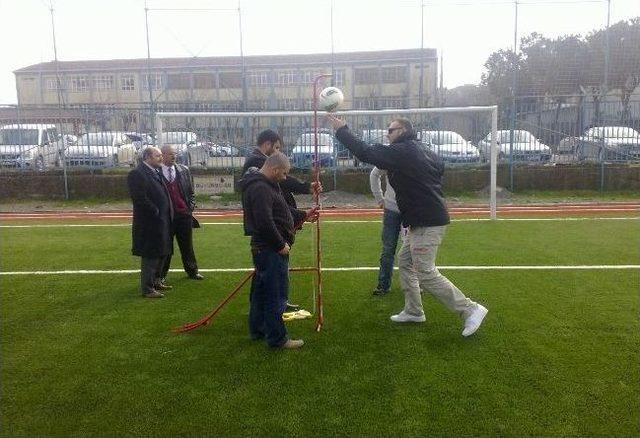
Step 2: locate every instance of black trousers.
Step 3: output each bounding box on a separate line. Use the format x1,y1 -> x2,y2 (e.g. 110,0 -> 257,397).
161,213 -> 198,279
141,256 -> 167,294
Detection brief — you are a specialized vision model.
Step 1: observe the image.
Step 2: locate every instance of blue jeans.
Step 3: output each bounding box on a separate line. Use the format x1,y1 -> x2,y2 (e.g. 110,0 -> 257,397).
249,249 -> 289,347
377,209 -> 402,291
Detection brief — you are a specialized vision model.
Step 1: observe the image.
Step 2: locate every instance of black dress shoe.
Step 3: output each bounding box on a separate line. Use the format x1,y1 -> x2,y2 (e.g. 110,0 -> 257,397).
188,273 -> 204,280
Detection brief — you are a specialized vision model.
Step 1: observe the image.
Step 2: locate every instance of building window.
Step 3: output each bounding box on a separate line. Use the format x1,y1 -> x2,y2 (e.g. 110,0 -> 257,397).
69,75 -> 88,92
167,73 -> 190,90
46,77 -> 62,90
248,100 -> 269,110
248,71 -> 269,86
382,66 -> 407,84
277,98 -> 300,110
354,68 -> 379,85
219,72 -> 242,88
94,75 -> 114,90
334,69 -> 345,86
142,74 -> 162,90
277,70 -> 297,86
193,73 -> 216,89
120,75 -> 136,91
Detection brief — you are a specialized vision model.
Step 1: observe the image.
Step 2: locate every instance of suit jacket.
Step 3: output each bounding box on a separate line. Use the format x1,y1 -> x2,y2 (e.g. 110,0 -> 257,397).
173,163 -> 200,228
128,163 -> 173,257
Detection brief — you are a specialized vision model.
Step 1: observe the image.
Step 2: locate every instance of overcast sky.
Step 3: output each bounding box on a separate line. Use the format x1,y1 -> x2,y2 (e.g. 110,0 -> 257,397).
0,0 -> 638,104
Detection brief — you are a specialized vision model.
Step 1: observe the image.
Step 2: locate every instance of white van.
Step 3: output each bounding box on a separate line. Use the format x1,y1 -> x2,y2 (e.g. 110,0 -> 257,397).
291,132 -> 336,167
66,132 -> 135,167
0,124 -> 62,170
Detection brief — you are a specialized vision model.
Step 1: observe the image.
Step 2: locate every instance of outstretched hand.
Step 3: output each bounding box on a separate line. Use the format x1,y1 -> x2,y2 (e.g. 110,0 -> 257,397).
326,114 -> 347,131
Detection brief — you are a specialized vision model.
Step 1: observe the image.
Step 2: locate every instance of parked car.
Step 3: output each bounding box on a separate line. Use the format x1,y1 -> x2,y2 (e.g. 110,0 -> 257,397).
476,130 -> 552,162
561,126 -> 640,161
419,130 -> 481,163
117,133 -> 150,167
0,124 -> 62,170
65,132 -> 134,167
361,129 -> 389,145
291,132 -> 336,168
185,141 -> 241,167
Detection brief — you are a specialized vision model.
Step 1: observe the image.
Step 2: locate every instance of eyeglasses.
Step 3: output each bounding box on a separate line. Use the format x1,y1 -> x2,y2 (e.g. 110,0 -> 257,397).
387,127 -> 402,134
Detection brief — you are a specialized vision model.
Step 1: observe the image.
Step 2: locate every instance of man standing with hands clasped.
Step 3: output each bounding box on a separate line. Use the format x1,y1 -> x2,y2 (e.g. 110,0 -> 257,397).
240,152 -> 319,349
159,144 -> 204,283
327,115 -> 488,337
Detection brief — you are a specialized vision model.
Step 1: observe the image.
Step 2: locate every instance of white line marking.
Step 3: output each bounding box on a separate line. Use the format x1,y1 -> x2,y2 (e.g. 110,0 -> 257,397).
1,217 -> 638,228
1,265 -> 638,275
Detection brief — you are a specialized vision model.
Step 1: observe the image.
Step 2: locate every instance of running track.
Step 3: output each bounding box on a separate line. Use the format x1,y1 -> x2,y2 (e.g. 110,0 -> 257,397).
1,202 -> 638,220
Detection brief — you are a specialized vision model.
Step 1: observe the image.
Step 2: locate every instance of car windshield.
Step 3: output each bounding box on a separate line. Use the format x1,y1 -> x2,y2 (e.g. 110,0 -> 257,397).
78,134 -> 114,146
0,129 -> 39,145
496,131 -> 533,142
587,127 -> 640,139
296,134 -> 333,147
426,132 -> 465,145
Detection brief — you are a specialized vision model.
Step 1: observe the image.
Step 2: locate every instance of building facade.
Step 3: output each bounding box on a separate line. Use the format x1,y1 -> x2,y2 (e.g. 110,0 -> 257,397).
14,49 -> 438,110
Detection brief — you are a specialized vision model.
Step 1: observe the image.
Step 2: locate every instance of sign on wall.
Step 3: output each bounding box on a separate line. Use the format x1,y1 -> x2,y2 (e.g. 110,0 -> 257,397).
193,175 -> 235,194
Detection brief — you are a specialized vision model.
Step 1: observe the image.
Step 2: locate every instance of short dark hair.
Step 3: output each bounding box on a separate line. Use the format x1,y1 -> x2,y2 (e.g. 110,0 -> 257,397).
392,118 -> 417,140
257,129 -> 282,147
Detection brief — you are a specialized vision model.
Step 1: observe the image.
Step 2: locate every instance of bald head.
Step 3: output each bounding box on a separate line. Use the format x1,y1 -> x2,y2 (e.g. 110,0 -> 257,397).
260,152 -> 290,182
142,146 -> 163,168
161,144 -> 177,166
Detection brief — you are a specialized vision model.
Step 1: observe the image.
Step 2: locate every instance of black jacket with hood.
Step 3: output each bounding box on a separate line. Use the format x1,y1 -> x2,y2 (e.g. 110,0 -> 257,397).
243,148 -> 311,208
335,125 -> 450,227
240,169 -> 307,252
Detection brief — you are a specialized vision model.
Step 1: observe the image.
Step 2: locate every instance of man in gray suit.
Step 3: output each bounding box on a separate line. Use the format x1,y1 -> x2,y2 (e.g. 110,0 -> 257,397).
127,146 -> 173,298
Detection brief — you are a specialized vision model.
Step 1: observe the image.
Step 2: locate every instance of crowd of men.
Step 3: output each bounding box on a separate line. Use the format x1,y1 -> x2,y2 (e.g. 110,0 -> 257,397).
128,119 -> 488,350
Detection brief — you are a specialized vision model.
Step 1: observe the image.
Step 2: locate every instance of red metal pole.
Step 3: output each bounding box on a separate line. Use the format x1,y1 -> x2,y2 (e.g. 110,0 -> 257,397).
312,74 -> 332,332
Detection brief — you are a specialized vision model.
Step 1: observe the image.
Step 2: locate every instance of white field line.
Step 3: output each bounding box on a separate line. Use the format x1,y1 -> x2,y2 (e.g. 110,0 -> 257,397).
1,217 -> 638,228
1,265 -> 638,275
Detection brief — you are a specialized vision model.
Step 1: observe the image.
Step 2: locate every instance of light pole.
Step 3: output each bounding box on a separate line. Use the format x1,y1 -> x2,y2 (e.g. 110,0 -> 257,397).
419,0 -> 424,108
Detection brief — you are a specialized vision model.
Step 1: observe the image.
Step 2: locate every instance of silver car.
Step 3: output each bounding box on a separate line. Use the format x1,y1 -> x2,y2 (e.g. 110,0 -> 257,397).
476,130 -> 552,162
419,130 -> 481,163
571,126 -> 640,161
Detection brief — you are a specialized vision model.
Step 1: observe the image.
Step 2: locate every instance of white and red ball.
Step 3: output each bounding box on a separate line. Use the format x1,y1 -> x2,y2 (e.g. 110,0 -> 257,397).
318,87 -> 344,112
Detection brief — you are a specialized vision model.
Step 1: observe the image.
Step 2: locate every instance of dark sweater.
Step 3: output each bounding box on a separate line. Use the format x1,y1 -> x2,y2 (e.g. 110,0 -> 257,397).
335,125 -> 450,227
243,148 -> 311,208
240,170 -> 307,252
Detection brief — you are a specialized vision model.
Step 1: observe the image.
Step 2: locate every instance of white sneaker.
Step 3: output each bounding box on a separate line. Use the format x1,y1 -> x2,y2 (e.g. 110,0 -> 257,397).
462,304 -> 488,337
390,311 -> 426,323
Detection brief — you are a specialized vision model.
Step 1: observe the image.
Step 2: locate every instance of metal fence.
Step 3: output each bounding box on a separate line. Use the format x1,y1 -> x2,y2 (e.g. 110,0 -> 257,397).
1,101 -> 639,195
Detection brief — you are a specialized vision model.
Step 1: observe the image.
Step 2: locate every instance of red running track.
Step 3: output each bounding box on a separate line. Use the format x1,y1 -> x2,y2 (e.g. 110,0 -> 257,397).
1,202 -> 638,220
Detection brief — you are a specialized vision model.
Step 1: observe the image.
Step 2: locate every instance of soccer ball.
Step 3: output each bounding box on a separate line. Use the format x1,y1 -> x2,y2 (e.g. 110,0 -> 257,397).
318,87 -> 344,112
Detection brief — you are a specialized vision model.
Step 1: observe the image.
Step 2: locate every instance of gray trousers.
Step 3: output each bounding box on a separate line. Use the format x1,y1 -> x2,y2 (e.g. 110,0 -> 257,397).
397,226 -> 476,318
140,256 -> 166,294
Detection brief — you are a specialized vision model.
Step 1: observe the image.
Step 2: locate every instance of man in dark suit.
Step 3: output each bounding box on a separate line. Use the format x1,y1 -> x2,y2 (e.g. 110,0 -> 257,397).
159,145 -> 203,281
127,146 -> 173,298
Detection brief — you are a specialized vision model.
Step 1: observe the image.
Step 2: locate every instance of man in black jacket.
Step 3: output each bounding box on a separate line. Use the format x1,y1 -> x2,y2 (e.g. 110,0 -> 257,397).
243,129 -> 322,312
327,115 -> 488,337
127,146 -> 173,298
159,145 -> 203,282
243,129 -> 322,209
240,152 -> 318,349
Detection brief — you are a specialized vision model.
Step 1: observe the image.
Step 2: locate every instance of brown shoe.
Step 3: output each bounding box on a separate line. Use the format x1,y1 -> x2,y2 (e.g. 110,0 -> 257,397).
155,283 -> 173,290
143,290 -> 164,298
281,339 -> 304,349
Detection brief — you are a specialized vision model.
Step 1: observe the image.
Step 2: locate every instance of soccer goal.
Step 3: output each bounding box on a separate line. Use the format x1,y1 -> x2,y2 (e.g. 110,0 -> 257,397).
155,106 -> 499,217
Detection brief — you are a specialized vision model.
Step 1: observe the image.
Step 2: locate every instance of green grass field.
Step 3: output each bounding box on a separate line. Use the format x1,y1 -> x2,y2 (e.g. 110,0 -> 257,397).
2,214 -> 639,437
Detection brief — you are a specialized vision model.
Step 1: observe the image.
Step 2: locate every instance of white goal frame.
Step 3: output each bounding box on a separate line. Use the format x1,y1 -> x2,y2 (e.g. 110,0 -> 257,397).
155,106 -> 499,219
